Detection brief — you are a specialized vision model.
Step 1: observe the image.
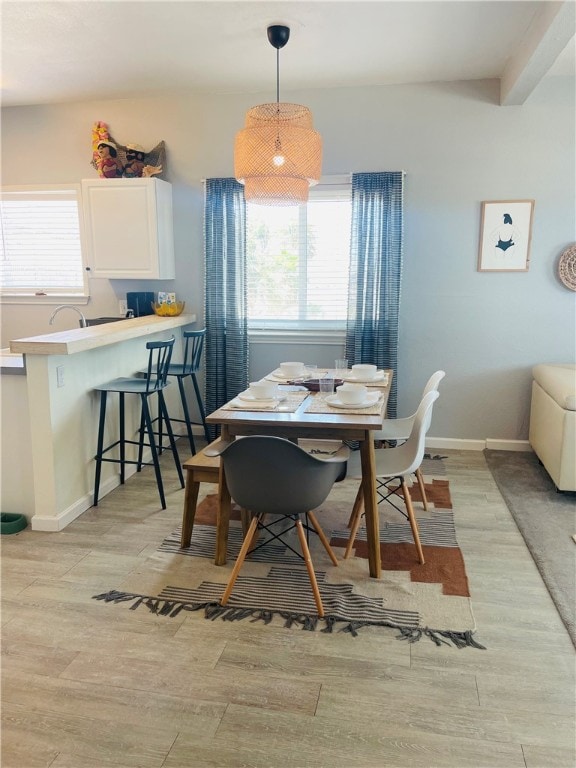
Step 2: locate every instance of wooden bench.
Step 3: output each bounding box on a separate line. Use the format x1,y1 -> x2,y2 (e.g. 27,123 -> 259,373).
181,440 -> 251,562
181,443 -> 221,549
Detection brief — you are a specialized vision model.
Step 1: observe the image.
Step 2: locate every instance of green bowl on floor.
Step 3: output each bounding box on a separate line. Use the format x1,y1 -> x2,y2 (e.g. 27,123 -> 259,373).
0,513 -> 27,535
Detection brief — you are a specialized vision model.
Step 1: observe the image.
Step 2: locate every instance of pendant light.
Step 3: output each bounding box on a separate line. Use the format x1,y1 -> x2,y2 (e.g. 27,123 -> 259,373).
234,24 -> 322,206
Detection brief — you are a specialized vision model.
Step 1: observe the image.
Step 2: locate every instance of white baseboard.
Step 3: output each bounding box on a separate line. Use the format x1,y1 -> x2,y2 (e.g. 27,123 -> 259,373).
30,448 -> 157,532
426,437 -> 532,452
31,501 -> 90,532
485,439 -> 532,452
425,437 -> 486,451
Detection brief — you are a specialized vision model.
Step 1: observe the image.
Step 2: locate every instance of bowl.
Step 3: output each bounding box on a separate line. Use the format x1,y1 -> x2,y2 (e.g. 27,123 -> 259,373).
279,361 -> 306,378
248,380 -> 279,400
336,384 -> 368,404
0,513 -> 27,535
152,301 -> 185,317
351,363 -> 378,380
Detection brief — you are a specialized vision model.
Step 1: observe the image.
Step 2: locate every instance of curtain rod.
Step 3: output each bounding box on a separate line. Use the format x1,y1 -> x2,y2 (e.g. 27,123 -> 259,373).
201,171 -> 406,184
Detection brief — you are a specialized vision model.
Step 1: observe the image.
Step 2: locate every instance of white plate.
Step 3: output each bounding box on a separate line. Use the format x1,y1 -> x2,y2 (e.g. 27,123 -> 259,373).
238,390 -> 286,403
325,392 -> 380,409
269,368 -> 311,380
341,370 -> 388,384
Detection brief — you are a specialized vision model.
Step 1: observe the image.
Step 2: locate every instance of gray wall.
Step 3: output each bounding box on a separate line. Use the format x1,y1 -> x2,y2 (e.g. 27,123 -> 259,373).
1,76 -> 574,440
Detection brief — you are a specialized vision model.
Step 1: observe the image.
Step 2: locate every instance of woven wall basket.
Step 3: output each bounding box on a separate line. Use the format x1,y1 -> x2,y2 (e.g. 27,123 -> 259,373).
558,244 -> 576,291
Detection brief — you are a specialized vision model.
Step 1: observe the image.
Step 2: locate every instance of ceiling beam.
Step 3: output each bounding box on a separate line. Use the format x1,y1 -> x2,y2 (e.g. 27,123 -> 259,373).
500,0 -> 575,106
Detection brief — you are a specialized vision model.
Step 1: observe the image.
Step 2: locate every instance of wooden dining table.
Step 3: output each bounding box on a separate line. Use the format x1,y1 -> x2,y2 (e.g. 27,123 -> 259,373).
205,369 -> 393,579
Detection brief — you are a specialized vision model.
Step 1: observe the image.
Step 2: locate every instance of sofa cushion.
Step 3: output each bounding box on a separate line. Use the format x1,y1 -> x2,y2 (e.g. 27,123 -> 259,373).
532,364 -> 576,411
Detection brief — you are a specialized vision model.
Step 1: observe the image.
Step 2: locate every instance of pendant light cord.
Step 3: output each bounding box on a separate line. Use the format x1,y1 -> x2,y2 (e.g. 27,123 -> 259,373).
276,46 -> 280,104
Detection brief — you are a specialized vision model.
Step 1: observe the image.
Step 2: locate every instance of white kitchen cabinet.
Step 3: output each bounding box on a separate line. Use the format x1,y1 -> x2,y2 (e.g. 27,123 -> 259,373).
81,178 -> 175,279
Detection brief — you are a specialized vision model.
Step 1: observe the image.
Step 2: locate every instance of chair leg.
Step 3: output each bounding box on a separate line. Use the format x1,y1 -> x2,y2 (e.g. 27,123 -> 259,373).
157,391 -> 164,455
158,392 -> 185,488
191,373 -> 210,443
295,518 -> 325,617
177,376 -> 196,455
93,390 -> 107,506
119,393 -> 125,485
141,394 -> 166,509
137,405 -> 146,472
400,478 -> 425,565
220,514 -> 261,606
347,485 -> 364,528
415,467 -> 429,511
344,488 -> 366,560
307,510 -> 338,566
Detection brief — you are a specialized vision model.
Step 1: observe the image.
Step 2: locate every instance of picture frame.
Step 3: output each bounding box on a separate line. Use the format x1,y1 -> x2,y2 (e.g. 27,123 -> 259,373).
477,200 -> 535,272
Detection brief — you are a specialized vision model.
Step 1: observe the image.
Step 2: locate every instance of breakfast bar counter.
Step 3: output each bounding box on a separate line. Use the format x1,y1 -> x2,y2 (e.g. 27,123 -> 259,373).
10,313 -> 196,356
2,314 -> 197,531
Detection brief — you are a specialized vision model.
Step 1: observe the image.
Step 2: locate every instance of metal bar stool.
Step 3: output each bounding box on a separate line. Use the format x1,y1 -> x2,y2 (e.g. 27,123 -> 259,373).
154,329 -> 209,456
93,336 -> 185,510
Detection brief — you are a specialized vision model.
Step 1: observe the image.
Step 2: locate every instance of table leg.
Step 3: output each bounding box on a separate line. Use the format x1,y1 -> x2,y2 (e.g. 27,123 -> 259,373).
215,460 -> 232,566
359,431 -> 381,578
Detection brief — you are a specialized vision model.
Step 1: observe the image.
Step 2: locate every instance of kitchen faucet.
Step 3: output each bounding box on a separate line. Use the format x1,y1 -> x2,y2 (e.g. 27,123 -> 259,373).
49,305 -> 88,328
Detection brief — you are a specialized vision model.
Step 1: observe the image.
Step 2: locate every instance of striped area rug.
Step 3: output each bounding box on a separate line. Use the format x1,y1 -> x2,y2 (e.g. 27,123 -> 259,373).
94,456 -> 484,647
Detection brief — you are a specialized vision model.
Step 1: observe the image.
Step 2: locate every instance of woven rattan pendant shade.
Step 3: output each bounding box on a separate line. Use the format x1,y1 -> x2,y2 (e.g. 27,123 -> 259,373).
235,103 -> 322,205
234,24 -> 322,206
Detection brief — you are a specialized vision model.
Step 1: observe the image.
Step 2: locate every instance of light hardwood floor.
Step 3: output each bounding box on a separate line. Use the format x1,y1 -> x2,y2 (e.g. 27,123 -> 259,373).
1,446 -> 574,768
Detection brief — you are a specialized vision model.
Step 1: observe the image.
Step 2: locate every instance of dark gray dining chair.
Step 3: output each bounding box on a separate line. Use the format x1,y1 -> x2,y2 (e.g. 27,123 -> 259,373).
217,436 -> 347,617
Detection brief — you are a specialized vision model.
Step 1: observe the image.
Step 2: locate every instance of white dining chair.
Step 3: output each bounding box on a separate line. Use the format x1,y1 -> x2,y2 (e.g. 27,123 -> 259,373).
344,390 -> 440,563
373,370 -> 445,511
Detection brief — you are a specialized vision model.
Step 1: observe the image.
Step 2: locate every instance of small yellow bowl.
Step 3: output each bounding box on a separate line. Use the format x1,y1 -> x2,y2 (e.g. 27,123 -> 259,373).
152,301 -> 185,317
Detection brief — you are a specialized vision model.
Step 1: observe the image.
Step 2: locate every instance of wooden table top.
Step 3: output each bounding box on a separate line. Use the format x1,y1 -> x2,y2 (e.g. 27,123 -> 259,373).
206,369 -> 393,435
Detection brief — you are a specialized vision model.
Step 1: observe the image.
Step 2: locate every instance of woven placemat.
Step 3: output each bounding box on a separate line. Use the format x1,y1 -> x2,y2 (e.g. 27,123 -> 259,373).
558,244 -> 576,291
340,372 -> 391,388
222,391 -> 309,413
304,393 -> 385,415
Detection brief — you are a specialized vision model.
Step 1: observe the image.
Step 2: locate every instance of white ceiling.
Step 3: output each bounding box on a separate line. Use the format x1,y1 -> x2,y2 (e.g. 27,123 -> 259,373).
1,1 -> 574,108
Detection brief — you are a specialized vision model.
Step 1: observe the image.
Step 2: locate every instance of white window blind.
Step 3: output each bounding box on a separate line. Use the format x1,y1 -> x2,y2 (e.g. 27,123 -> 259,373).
246,179 -> 352,330
0,186 -> 87,296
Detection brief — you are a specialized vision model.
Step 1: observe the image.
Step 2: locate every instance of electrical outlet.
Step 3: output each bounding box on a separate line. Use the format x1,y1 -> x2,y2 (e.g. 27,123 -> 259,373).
118,300 -> 128,316
56,365 -> 65,388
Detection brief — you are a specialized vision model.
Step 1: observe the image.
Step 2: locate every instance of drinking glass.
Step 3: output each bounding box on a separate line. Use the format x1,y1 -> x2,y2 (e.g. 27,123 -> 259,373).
304,363 -> 317,378
318,375 -> 335,399
334,359 -> 349,377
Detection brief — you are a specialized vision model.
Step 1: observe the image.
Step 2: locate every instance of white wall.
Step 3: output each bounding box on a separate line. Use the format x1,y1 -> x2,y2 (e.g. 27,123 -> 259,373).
1,76 -> 574,440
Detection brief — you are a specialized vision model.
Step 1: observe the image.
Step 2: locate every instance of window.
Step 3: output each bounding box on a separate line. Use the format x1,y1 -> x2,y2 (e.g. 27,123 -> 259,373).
246,177 -> 351,330
0,185 -> 88,298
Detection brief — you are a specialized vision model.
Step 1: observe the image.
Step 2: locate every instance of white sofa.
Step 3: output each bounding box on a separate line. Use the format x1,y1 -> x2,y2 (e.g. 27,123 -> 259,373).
529,364 -> 576,491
